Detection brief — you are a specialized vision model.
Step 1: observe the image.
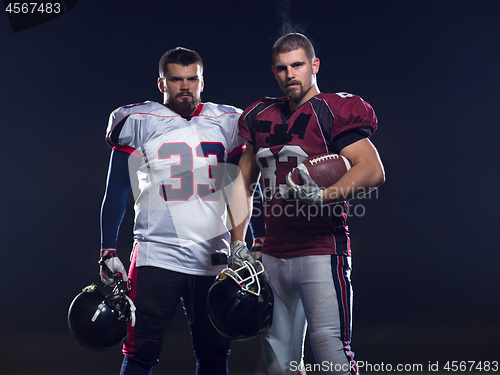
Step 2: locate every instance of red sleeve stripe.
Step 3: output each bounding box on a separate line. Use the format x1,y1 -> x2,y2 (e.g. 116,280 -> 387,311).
113,145 -> 141,158
228,144 -> 246,160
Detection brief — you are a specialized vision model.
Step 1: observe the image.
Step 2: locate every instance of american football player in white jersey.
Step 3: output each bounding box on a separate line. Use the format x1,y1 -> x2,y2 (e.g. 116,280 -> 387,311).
98,47 -> 264,375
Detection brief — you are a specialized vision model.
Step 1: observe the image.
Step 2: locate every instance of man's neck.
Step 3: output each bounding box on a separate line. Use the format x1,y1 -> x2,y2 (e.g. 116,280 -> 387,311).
164,102 -> 198,119
288,84 -> 320,112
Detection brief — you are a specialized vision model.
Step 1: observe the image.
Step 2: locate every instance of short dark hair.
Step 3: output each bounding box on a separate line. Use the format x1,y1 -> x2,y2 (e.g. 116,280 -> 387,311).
272,33 -> 316,64
159,47 -> 203,78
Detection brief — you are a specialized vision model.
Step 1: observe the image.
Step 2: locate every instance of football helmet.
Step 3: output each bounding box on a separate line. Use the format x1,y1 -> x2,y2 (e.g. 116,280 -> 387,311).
68,279 -> 136,351
207,260 -> 273,340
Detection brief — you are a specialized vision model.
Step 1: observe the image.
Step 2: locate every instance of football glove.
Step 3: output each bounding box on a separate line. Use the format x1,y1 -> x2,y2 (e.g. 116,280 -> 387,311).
286,170 -> 324,206
229,241 -> 256,269
99,249 -> 128,285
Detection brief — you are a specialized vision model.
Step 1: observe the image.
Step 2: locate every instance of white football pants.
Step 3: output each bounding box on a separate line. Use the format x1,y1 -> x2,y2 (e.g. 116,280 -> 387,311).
261,253 -> 356,375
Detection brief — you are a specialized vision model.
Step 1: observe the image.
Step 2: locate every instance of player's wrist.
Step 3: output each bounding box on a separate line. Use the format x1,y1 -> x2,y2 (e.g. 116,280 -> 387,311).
229,240 -> 256,269
250,238 -> 264,262
321,186 -> 347,205
100,248 -> 117,257
230,240 -> 246,250
251,237 -> 265,251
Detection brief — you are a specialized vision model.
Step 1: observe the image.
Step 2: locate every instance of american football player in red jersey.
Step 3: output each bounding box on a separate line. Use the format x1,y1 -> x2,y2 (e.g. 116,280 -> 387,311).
229,33 -> 385,375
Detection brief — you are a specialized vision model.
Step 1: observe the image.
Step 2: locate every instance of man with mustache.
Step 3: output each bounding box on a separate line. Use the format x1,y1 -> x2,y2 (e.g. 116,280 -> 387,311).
229,33 -> 385,375
99,47 -> 263,375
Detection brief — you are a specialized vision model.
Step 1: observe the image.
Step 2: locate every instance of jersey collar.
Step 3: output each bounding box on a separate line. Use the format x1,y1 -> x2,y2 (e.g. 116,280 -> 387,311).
182,103 -> 203,121
192,103 -> 203,117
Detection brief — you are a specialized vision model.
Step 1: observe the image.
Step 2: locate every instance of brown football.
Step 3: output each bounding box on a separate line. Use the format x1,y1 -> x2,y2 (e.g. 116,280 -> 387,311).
291,153 -> 351,188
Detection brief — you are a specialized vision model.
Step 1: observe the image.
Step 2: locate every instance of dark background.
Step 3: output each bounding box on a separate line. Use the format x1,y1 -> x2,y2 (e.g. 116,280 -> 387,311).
1,1 -> 499,374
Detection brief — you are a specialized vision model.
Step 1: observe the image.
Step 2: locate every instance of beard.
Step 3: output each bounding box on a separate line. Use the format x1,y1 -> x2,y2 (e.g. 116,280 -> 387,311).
283,81 -> 307,104
166,92 -> 200,117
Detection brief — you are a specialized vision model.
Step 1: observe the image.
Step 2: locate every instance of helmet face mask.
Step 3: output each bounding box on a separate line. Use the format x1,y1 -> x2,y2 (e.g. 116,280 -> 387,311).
218,261 -> 264,296
68,280 -> 136,351
207,260 -> 274,341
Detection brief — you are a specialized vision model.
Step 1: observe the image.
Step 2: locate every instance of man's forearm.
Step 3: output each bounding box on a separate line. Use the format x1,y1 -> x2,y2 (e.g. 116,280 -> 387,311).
228,176 -> 253,242
100,150 -> 132,248
228,144 -> 260,243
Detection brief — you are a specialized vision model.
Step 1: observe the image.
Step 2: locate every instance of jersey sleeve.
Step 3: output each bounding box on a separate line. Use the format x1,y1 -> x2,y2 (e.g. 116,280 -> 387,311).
329,93 -> 378,140
238,98 -> 282,150
238,121 -> 252,146
238,99 -> 262,147
331,128 -> 370,154
225,107 -> 246,160
105,104 -> 149,155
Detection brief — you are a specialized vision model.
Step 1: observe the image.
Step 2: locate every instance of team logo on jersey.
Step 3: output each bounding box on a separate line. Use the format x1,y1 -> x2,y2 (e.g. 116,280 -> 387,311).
255,113 -> 311,147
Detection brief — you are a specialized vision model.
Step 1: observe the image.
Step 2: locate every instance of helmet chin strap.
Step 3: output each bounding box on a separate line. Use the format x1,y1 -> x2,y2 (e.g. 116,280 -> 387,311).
87,275 -> 136,327
91,302 -> 106,322
88,287 -> 136,327
125,295 -> 136,327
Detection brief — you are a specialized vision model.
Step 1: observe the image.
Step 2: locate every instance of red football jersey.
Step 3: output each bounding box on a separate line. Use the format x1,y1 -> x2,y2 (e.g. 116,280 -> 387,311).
238,93 -> 377,258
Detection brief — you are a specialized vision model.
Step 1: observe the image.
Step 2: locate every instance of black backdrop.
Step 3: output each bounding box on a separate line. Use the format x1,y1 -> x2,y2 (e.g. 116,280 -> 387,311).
1,1 -> 499,374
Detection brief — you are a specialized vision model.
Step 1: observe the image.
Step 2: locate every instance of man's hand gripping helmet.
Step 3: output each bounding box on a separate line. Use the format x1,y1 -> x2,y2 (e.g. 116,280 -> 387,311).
68,276 -> 136,351
207,260 -> 273,340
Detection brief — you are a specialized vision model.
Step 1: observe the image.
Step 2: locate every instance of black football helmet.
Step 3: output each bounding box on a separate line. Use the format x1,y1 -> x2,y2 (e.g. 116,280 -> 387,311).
207,260 -> 273,340
68,279 -> 136,351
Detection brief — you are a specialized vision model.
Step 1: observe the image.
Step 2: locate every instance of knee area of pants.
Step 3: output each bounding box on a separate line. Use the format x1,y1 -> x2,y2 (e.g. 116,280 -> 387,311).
124,341 -> 161,367
309,329 -> 342,343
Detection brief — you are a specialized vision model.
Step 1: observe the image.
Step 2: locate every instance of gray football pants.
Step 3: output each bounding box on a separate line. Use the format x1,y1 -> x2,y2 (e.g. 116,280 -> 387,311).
261,254 -> 356,375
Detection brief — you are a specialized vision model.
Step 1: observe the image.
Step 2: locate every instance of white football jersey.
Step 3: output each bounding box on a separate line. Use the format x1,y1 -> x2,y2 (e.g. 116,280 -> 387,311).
106,101 -> 244,276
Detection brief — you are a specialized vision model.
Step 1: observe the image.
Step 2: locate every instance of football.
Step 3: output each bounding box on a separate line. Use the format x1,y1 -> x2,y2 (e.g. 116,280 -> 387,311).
291,153 -> 351,188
